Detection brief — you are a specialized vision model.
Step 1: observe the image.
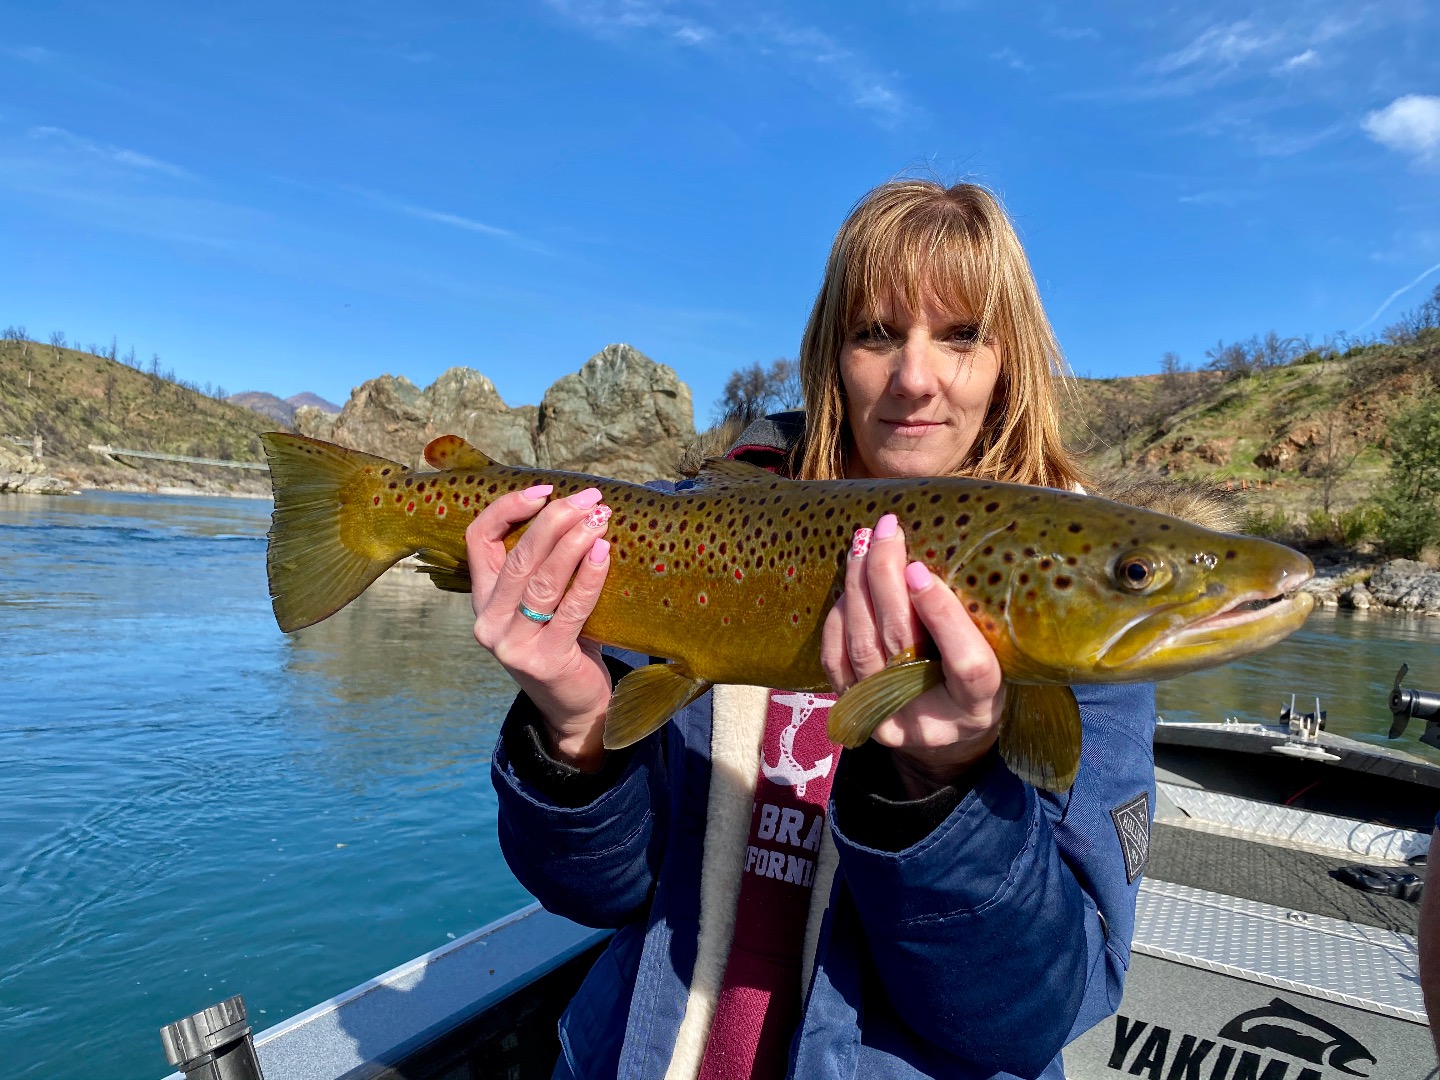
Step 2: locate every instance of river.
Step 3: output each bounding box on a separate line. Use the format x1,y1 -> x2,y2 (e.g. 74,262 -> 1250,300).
2,491 -> 1438,1079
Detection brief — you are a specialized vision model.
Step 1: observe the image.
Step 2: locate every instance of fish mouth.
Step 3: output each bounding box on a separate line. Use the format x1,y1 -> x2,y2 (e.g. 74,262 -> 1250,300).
1097,563 -> 1315,679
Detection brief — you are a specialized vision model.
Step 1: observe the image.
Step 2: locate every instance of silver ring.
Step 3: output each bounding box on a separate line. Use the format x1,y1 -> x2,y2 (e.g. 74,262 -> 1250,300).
518,602 -> 555,624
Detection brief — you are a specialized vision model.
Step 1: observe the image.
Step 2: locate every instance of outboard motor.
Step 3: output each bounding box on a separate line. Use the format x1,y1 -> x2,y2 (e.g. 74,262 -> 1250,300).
1387,664 -> 1440,749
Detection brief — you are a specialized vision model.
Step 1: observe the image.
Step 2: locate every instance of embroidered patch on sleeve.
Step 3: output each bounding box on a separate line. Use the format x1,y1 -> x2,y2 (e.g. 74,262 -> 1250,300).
1110,792 -> 1151,884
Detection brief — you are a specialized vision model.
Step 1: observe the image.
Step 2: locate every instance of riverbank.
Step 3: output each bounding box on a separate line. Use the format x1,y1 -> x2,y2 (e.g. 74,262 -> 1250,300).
1301,553 -> 1440,616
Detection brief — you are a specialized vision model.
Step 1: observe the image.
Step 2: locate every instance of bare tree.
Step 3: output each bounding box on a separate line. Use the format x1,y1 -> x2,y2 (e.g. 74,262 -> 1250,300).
1093,381 -> 1155,467
715,358 -> 803,423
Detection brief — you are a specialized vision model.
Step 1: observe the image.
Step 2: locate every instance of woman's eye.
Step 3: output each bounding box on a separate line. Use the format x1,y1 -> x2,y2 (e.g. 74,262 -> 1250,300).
852,323 -> 894,344
948,324 -> 982,346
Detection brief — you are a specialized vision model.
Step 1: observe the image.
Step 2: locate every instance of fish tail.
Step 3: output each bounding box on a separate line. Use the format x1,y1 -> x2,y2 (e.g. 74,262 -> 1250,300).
261,432 -> 412,632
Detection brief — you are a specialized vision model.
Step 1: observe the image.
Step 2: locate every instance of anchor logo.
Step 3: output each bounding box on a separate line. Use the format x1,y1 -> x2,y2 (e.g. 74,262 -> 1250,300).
762,693 -> 836,797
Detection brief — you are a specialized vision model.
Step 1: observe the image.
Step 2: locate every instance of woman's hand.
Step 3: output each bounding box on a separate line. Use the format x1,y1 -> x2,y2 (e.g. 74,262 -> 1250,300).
466,484 -> 614,772
820,513 -> 1005,797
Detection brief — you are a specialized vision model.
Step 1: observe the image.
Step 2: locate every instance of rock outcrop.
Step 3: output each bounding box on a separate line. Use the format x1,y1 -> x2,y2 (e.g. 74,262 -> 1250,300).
0,443 -> 76,494
295,344 -> 695,482
1301,558 -> 1440,616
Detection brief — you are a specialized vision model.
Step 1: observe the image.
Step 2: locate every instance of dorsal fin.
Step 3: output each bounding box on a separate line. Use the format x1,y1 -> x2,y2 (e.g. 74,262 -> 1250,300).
693,457 -> 782,488
423,435 -> 493,470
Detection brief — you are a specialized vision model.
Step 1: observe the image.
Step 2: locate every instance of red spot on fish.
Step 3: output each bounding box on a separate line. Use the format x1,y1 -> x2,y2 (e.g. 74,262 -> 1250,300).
698,593 -> 707,605
623,589 -> 631,597
425,494 -> 433,503
756,596 -> 764,606
406,501 -> 415,513
723,616 -> 730,625
925,549 -> 936,559
786,566 -> 795,577
791,613 -> 799,624
655,562 -> 666,573
734,569 -> 743,581
697,543 -> 705,554
462,496 -> 470,507
372,496 -> 381,506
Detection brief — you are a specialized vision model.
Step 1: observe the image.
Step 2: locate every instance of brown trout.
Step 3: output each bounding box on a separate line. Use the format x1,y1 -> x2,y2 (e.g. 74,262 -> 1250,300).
261,431 -> 1314,791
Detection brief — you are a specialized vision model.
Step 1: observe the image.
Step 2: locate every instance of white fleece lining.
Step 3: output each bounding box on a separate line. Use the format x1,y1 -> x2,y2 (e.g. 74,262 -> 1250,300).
664,682 -> 769,1080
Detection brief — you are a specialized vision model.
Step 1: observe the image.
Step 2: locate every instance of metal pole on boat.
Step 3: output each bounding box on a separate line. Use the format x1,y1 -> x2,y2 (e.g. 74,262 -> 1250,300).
160,995 -> 265,1080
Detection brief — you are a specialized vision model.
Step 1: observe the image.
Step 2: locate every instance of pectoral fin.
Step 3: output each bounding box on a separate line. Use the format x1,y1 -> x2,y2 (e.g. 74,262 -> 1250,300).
604,663 -> 713,749
998,684 -> 1082,793
411,548 -> 472,593
827,657 -> 943,749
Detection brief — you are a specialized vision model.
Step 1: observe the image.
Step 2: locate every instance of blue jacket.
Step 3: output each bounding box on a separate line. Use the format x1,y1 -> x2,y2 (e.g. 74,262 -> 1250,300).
492,662 -> 1156,1079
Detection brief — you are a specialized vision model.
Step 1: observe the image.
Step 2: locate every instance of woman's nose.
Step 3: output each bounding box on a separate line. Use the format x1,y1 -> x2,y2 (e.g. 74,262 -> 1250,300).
891,332 -> 937,397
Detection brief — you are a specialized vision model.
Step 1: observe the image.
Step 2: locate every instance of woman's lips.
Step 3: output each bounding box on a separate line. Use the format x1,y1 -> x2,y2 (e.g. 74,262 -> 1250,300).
882,420 -> 944,437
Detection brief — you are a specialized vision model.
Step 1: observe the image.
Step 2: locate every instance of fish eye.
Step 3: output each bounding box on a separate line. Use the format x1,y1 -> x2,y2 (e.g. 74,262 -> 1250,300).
1115,553 -> 1157,591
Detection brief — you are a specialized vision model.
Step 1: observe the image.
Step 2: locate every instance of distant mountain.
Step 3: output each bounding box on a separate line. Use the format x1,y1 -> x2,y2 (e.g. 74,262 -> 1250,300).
227,391 -> 295,425
285,392 -> 340,414
227,390 -> 339,425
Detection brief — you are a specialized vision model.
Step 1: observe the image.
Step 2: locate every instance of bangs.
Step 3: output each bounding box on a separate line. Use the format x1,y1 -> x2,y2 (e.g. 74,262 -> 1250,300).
840,197 -> 1001,339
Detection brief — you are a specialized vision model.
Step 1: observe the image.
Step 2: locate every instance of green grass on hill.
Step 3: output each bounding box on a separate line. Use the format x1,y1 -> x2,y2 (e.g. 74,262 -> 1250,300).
0,339 -> 283,474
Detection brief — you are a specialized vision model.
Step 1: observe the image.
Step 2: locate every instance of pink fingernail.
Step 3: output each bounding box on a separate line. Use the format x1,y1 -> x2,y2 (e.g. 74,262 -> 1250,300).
850,527 -> 872,559
588,538 -> 610,564
904,561 -> 932,591
874,514 -> 898,540
568,487 -> 603,509
584,504 -> 613,530
523,484 -> 553,500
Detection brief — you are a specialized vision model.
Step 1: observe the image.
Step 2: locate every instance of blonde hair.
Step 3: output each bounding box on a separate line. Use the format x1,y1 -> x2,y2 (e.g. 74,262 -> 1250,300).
796,179 -> 1083,489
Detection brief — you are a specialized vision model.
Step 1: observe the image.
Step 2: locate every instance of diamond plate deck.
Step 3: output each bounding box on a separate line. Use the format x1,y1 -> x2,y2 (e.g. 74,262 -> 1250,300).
1133,879 -> 1424,1021
1159,781 -> 1431,862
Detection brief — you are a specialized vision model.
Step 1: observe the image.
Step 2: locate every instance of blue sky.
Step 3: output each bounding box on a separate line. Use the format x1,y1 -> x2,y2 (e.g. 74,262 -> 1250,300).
2,2 -> 1437,420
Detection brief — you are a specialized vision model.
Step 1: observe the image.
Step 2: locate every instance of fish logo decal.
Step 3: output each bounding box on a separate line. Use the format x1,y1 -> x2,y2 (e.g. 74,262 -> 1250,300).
1218,998 -> 1376,1076
762,693 -> 835,797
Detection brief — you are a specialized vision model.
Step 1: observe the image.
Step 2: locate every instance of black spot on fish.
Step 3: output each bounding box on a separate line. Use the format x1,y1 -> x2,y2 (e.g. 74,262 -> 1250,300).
1002,552 -> 1014,563
1160,523 -> 1171,531
966,574 -> 978,587
933,515 -> 944,527
946,545 -> 957,560
985,502 -> 999,513
958,493 -> 970,503
1225,550 -> 1237,560
1068,523 -> 1081,533
982,545 -> 994,556
930,494 -> 943,504
866,501 -> 877,513
1019,573 -> 1030,584
1039,559 -> 1053,571
1055,576 -> 1072,589
988,572 -> 1002,585
956,513 -> 970,526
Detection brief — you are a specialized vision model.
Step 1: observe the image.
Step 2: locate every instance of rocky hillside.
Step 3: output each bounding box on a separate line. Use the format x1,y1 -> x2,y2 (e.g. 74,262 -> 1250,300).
0,336 -> 695,494
0,338 -> 278,495
297,343 -> 695,483
1069,330 -> 1439,531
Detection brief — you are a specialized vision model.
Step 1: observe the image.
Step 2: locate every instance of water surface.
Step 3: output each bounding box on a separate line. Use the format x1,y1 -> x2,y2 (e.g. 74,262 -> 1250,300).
3,491 -> 1439,1079
0,492 -> 528,1079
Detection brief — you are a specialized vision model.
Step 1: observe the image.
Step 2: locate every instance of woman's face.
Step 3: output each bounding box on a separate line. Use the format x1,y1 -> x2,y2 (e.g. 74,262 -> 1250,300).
839,291 -> 1001,480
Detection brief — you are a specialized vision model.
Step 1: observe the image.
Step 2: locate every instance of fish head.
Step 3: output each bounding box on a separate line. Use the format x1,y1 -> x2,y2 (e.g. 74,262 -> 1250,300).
970,491 -> 1314,683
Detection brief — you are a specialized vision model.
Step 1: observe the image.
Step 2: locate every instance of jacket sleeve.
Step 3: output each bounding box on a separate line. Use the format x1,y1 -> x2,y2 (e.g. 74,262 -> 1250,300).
490,650 -> 671,929
829,682 -> 1156,1077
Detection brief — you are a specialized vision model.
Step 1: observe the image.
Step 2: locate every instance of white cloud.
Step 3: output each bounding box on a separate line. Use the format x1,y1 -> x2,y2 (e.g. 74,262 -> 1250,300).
1363,95 -> 1440,161
1276,49 -> 1318,73
991,47 -> 1030,73
543,0 -> 910,123
350,188 -> 551,255
27,126 -> 191,179
1151,20 -> 1274,76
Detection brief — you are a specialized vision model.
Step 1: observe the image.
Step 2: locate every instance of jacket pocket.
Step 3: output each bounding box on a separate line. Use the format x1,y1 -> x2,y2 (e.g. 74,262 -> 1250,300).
557,926 -> 642,1077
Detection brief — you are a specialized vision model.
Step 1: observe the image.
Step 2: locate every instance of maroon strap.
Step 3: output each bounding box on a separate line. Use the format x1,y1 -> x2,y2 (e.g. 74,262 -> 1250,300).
697,691 -> 840,1080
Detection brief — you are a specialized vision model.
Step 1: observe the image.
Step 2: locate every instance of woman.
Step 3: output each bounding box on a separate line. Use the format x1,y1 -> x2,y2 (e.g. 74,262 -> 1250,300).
467,180 -> 1156,1079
